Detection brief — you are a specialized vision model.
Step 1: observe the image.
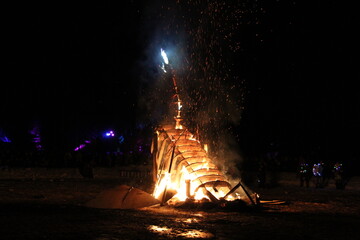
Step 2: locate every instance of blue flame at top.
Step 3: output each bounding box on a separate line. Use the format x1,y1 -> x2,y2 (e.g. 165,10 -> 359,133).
161,48 -> 169,65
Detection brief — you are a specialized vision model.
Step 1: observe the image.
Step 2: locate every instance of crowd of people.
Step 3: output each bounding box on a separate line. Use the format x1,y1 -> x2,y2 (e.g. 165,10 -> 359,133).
251,150 -> 352,190
297,160 -> 348,189
0,140 -> 354,188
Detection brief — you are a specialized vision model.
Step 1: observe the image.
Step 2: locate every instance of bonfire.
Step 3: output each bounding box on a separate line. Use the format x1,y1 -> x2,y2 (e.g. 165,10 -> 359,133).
151,49 -> 258,206
86,49 -> 259,209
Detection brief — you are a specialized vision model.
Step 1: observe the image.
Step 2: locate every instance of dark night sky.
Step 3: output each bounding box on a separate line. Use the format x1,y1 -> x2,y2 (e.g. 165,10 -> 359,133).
2,1 -> 359,166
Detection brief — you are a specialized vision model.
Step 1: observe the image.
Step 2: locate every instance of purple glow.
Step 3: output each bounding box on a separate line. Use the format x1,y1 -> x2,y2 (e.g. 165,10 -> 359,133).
105,130 -> 115,137
73,140 -> 91,152
74,144 -> 86,151
29,126 -> 43,150
29,129 -> 36,135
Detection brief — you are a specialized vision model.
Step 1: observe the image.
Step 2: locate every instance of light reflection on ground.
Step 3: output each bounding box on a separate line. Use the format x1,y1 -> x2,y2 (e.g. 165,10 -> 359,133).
148,225 -> 172,234
148,224 -> 213,238
1,180 -> 360,239
178,229 -> 214,238
175,217 -> 199,223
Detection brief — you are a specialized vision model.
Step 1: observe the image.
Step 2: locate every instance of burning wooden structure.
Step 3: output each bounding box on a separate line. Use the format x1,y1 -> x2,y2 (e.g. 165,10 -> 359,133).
83,49 -> 259,210
151,49 -> 258,207
151,121 -> 258,206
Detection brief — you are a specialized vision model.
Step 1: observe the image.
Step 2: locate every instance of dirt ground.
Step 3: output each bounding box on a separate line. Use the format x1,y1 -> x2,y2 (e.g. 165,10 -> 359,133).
0,178 -> 359,240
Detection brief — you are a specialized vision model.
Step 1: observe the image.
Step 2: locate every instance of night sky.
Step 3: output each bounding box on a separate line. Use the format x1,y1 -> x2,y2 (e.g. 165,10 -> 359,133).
2,1 -> 359,168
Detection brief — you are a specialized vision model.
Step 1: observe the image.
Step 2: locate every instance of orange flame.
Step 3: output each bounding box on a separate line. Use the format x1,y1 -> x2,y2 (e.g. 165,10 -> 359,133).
151,123 -> 249,204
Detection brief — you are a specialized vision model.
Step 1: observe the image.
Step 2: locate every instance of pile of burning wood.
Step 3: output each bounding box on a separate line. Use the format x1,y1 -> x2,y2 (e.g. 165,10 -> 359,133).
151,49 -> 258,207
151,122 -> 259,207
86,48 -> 259,210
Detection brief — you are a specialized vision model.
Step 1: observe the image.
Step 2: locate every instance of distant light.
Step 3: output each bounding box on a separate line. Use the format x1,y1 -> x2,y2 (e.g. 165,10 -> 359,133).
118,135 -> 124,144
74,144 -> 86,151
73,140 -> 91,152
36,144 -> 43,150
105,130 -> 115,137
0,136 -> 11,143
29,125 -> 43,150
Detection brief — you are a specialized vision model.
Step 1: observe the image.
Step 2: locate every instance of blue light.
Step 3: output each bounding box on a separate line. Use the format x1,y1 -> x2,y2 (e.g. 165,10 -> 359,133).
0,136 -> 11,143
105,130 -> 115,137
0,129 -> 11,143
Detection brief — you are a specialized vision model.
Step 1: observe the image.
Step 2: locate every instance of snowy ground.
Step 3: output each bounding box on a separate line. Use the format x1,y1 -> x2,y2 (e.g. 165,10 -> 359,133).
0,169 -> 359,240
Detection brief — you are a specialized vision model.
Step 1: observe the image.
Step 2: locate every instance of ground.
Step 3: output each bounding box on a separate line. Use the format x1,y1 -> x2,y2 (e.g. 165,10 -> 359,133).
0,177 -> 359,240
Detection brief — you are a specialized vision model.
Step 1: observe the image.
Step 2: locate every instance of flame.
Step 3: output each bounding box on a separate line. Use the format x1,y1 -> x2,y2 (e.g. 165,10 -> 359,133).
170,167 -> 191,201
171,165 -> 210,202
152,125 -> 237,203
175,119 -> 183,129
203,144 -> 208,153
153,172 -> 172,199
152,47 -> 257,205
188,134 -> 197,141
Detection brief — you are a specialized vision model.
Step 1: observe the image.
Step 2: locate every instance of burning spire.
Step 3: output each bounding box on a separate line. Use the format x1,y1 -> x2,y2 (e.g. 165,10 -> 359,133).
151,48 -> 258,206
160,48 -> 183,129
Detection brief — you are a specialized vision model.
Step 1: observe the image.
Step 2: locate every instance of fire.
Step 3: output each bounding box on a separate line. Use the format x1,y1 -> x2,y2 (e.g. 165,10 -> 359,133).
203,144 -> 208,153
151,47 -> 258,206
153,172 -> 171,199
160,48 -> 169,65
151,123 -> 256,205
175,118 -> 183,130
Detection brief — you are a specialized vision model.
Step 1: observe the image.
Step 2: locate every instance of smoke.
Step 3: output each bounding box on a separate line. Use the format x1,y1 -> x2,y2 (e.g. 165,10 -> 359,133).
136,1 -> 263,175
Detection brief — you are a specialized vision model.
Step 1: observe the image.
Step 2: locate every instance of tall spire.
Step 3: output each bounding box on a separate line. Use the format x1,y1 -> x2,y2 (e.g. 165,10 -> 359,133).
160,48 -> 183,129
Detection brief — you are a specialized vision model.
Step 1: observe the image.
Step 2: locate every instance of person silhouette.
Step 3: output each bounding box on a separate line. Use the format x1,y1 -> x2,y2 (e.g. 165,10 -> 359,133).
312,161 -> 324,188
333,162 -> 344,189
298,159 -> 311,187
